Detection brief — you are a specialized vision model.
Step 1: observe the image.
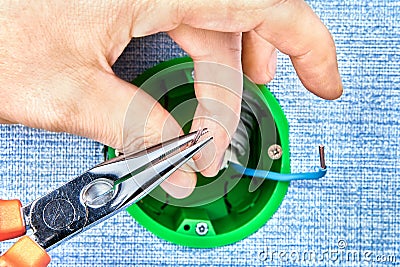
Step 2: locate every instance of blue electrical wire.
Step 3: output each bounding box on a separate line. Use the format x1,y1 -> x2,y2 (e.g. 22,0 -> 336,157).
230,162 -> 327,182
229,146 -> 327,182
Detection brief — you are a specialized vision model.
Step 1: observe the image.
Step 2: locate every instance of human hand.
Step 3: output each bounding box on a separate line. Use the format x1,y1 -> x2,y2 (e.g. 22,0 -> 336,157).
0,1 -> 342,198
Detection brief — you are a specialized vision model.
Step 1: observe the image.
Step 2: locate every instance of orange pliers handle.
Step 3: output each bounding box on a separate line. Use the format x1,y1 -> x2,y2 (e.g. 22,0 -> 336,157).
0,200 -> 50,267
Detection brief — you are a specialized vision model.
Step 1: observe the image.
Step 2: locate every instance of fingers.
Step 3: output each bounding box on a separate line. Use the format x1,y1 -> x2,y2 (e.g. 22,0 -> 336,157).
121,76 -> 197,198
169,25 -> 243,176
160,168 -> 197,199
134,0 -> 342,99
242,31 -> 277,84
253,1 -> 342,99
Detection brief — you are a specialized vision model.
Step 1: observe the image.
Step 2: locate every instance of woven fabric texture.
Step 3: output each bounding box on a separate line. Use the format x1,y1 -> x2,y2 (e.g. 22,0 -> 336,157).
1,0 -> 399,266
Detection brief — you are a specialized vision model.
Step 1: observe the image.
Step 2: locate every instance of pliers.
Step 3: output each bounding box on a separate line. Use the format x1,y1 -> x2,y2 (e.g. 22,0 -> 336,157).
0,129 -> 212,267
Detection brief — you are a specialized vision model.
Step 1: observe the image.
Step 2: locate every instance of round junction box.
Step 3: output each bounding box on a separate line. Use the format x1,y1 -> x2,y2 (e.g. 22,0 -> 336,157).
108,57 -> 290,248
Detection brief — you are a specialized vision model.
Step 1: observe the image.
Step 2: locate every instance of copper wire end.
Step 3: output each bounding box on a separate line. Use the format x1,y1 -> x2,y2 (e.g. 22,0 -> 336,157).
319,145 -> 326,169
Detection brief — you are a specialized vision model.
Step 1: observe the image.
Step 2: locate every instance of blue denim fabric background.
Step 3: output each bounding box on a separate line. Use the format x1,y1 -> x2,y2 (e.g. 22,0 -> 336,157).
1,0 -> 399,266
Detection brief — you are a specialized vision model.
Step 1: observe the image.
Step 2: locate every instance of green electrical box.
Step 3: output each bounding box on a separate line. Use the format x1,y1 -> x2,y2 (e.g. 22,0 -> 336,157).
108,57 -> 290,248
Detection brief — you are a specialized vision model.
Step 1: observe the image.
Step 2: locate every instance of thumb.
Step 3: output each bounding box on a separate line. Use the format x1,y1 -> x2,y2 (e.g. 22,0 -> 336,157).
98,71 -> 198,199
2,65 -> 197,199
47,70 -> 197,199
